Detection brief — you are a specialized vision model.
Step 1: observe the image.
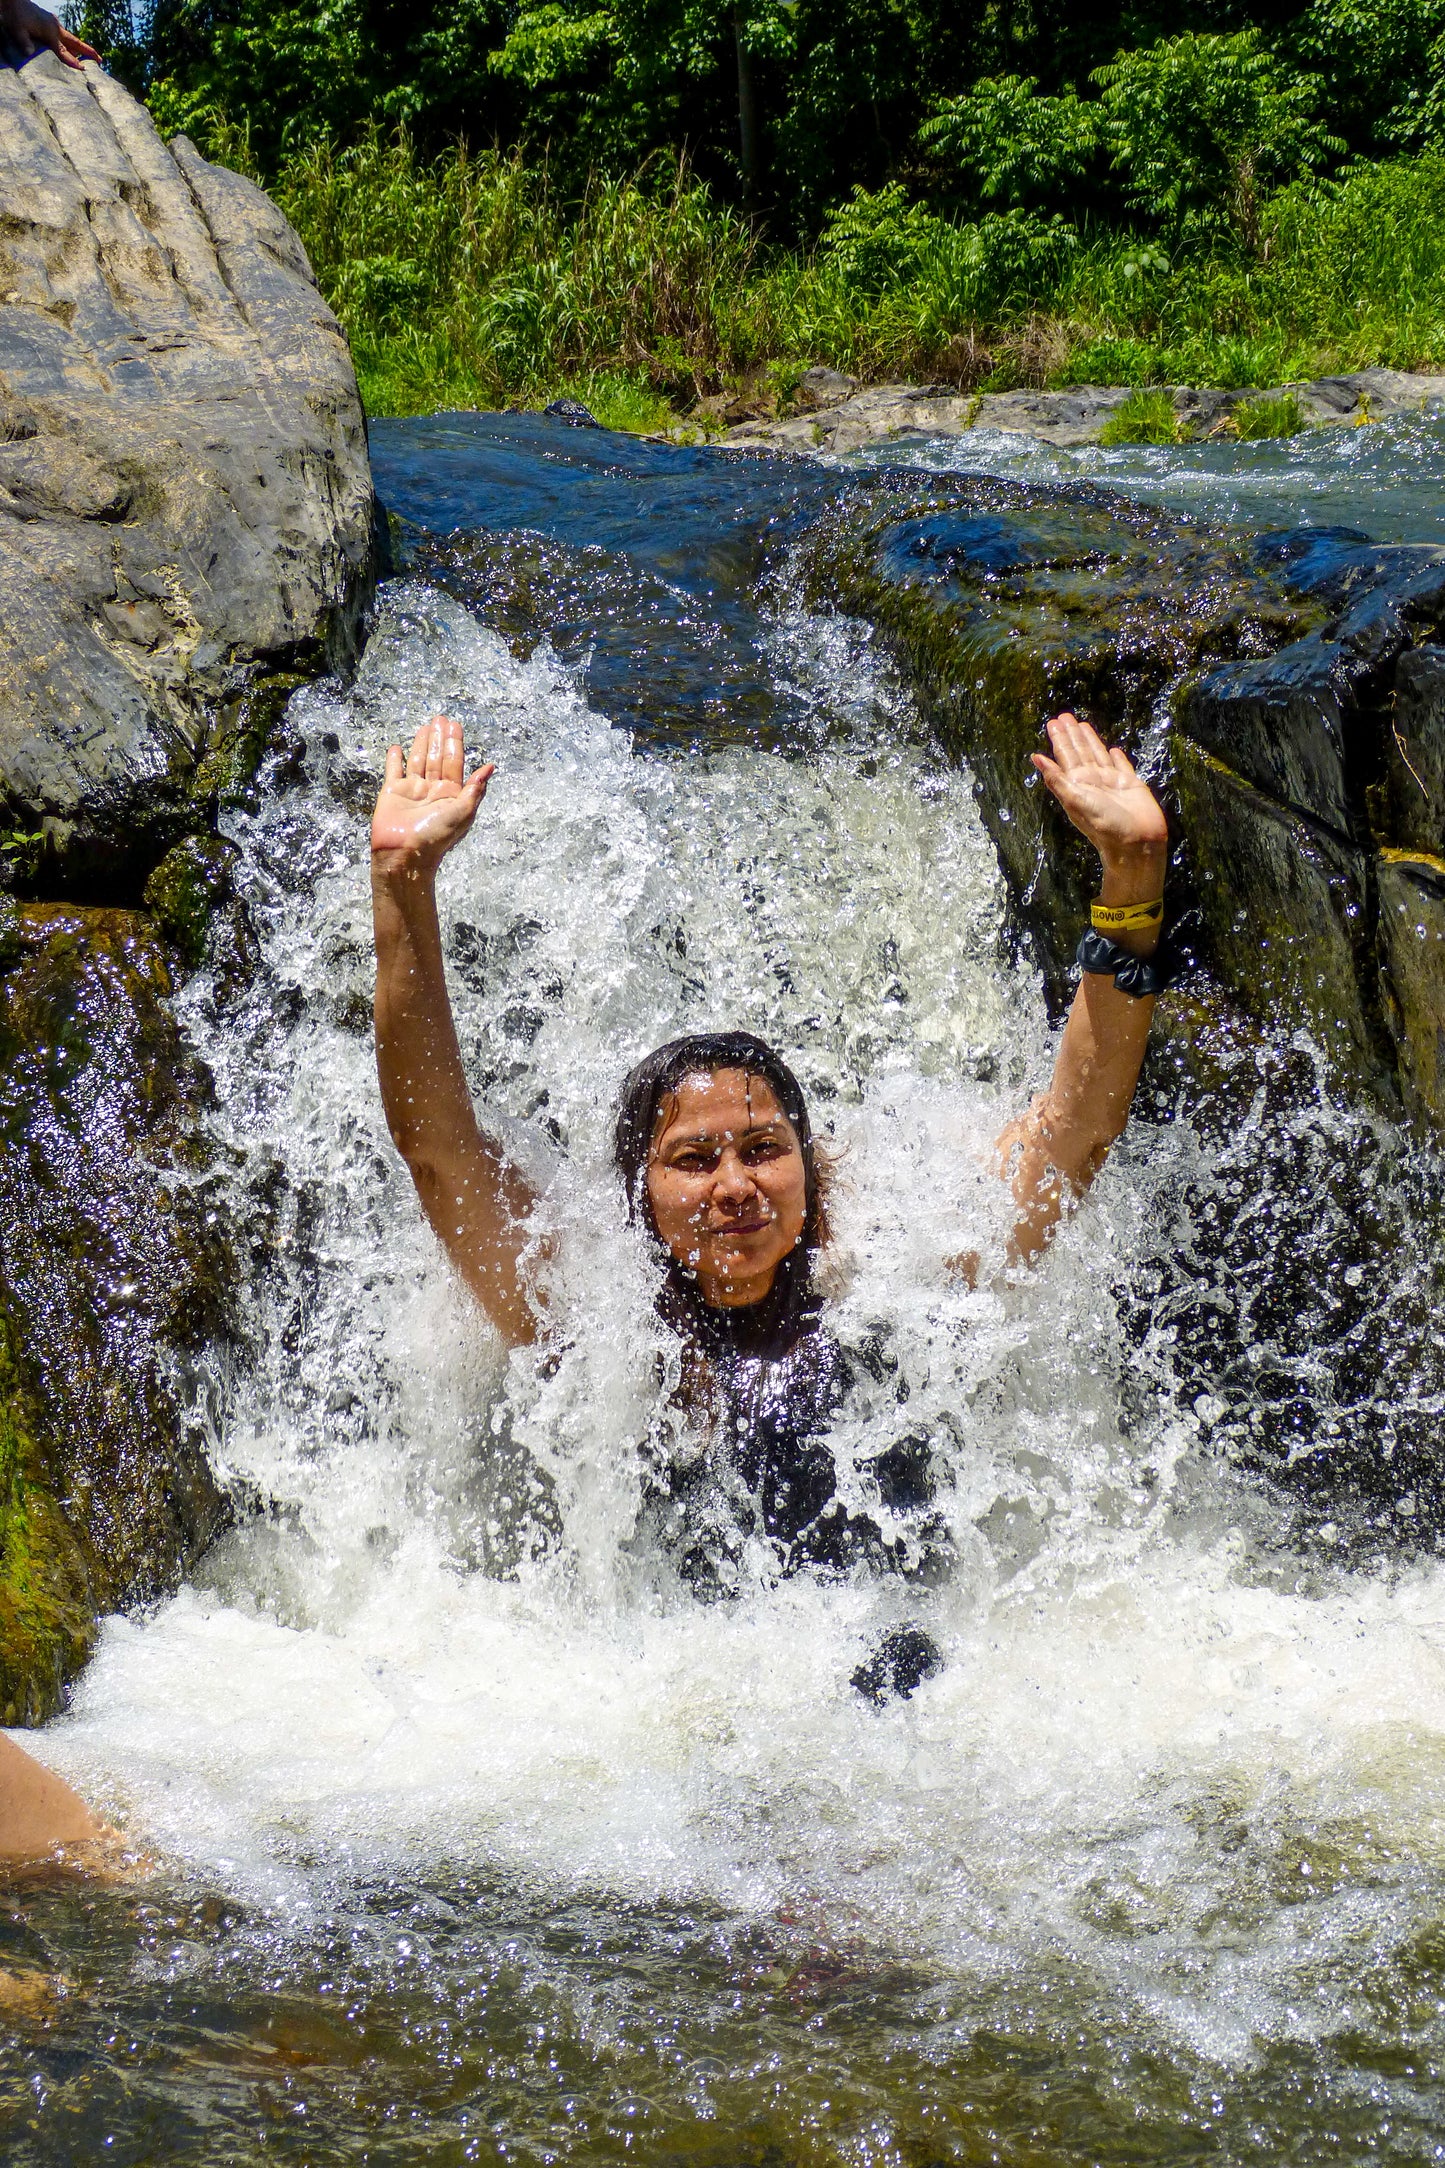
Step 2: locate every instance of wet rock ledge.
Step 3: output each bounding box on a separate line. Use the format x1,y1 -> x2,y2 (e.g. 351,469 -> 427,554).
0,56 -> 381,1719
797,478 -> 1445,1131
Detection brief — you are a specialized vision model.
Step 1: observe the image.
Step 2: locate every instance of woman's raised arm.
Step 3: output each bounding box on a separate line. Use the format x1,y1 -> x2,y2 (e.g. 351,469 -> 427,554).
996,712 -> 1171,1264
372,716 -> 540,1343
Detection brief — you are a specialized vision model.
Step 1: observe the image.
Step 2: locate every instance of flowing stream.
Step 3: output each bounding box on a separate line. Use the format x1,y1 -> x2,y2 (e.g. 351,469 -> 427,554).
6,414 -> 1445,2164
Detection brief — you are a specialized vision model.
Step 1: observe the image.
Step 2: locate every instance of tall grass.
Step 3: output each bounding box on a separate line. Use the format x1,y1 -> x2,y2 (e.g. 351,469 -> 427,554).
251,124 -> 1445,419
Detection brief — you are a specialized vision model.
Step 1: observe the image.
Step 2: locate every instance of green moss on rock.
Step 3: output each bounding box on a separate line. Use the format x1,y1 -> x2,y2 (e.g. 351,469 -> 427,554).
0,1304 -> 97,1724
0,905 -> 234,1720
143,835 -> 240,969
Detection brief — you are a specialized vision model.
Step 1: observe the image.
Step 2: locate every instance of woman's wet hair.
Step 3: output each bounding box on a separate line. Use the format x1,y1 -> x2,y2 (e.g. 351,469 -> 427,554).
613,1030 -> 828,1258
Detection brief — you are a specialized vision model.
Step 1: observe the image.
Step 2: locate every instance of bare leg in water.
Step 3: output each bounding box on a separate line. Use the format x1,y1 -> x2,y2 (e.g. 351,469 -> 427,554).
0,1732 -> 100,1860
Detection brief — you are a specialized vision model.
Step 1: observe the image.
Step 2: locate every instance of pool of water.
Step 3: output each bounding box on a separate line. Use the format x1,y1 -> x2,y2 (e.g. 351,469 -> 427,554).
5,413 -> 1445,2166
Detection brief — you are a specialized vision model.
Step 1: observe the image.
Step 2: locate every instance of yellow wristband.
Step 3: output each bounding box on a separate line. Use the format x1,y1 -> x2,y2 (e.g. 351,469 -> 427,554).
1090,896 -> 1164,932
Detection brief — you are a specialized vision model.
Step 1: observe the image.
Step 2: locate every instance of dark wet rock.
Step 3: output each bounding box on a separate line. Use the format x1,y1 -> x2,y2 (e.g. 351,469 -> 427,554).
0,56 -> 380,897
851,1624 -> 944,1705
798,469 -> 1445,1115
1386,646 -> 1445,856
542,398 -> 600,427
1377,853 -> 1445,1123
1181,635 -> 1362,840
1172,738 -> 1387,1080
0,904 -> 233,1721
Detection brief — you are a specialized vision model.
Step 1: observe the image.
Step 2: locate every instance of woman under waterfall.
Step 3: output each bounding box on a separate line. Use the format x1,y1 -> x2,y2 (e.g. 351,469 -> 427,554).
369,708 -> 1175,1664
0,705 -> 1174,1854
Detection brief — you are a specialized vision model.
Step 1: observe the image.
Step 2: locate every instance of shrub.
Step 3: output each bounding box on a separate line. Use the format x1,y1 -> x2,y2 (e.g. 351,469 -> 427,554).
919,75 -> 1102,214
1232,391 -> 1304,437
1099,388 -> 1181,443
1092,31 -> 1342,250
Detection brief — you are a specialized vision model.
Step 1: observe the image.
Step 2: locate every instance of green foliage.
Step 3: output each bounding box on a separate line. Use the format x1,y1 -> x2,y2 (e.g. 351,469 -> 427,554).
1232,390 -> 1304,436
258,125 -> 1445,419
275,130 -> 758,409
920,75 -> 1103,212
1092,31 -> 1342,248
818,183 -> 943,292
1292,0 -> 1445,153
1098,388 -> 1181,443
0,829 -> 46,884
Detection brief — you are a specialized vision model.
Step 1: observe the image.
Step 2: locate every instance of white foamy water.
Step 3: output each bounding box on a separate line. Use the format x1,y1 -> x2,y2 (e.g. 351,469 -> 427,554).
29,583 -> 1445,2068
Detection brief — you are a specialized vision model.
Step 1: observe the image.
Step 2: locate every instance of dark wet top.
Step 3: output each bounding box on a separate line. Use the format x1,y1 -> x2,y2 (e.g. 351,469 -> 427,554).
642,1271 -> 948,1599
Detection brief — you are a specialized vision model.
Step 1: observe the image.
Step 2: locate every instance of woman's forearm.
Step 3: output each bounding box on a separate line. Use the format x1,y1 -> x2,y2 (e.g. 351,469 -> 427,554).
372,856 -> 539,1339
372,857 -> 478,1171
1001,831 -> 1167,1263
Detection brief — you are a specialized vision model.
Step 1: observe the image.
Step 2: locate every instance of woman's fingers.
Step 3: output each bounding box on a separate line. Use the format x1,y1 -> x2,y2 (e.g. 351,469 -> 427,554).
1045,713 -> 1133,786
441,715 -> 464,786
464,762 -> 496,806
384,744 -> 404,785
407,722 -> 430,778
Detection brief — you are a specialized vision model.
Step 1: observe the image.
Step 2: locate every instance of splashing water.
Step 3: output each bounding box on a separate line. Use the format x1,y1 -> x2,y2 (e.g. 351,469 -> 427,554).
10,423 -> 1445,2165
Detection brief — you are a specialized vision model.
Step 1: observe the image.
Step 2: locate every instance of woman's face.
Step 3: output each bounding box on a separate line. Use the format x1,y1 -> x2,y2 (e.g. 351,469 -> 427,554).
645,1068 -> 808,1309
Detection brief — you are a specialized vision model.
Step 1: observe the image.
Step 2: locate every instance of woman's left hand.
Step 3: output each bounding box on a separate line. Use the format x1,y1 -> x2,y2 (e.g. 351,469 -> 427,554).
1031,711 -> 1168,879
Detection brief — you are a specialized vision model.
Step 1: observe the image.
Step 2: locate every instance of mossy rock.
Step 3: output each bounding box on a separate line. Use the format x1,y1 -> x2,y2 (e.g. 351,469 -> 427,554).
0,905 -> 234,1718
0,1306 -> 98,1726
797,472 -> 1322,1013
1376,851 -> 1445,1124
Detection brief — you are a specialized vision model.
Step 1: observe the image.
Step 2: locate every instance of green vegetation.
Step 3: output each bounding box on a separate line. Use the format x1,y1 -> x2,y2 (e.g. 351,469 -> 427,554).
242,127 -> 1445,419
1099,389 -> 1182,444
74,0 -> 1445,418
1233,390 -> 1305,436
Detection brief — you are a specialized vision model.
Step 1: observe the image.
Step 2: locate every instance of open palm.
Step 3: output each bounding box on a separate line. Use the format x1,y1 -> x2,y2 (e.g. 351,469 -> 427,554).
371,715 -> 494,869
1031,712 -> 1168,865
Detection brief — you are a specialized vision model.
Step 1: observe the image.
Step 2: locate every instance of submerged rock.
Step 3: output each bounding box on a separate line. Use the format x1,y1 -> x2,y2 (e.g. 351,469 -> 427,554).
0,55 -> 381,896
797,474 -> 1445,1119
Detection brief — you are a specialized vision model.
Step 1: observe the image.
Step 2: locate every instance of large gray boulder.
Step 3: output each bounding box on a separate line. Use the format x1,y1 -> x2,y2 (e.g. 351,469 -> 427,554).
0,55 -> 380,892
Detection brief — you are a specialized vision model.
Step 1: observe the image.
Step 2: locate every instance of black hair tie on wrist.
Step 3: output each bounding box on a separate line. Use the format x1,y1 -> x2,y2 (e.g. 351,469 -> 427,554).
1076,925 -> 1187,998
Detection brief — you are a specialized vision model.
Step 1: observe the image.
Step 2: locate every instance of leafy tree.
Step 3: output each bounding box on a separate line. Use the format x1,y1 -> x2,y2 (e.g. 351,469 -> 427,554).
919,73 -> 1104,216
1290,0 -> 1445,154
1092,30 -> 1341,247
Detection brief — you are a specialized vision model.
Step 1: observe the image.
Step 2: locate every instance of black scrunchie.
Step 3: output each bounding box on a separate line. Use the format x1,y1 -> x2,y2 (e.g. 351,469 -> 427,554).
1076,925 -> 1187,998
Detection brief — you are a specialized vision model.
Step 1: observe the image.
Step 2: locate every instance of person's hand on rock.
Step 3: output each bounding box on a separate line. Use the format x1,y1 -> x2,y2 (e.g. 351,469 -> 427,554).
0,0 -> 100,67
1030,711 -> 1168,874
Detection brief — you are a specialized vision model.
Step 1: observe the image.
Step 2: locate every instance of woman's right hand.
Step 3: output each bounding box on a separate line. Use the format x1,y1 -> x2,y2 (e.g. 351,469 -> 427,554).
371,714 -> 494,876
